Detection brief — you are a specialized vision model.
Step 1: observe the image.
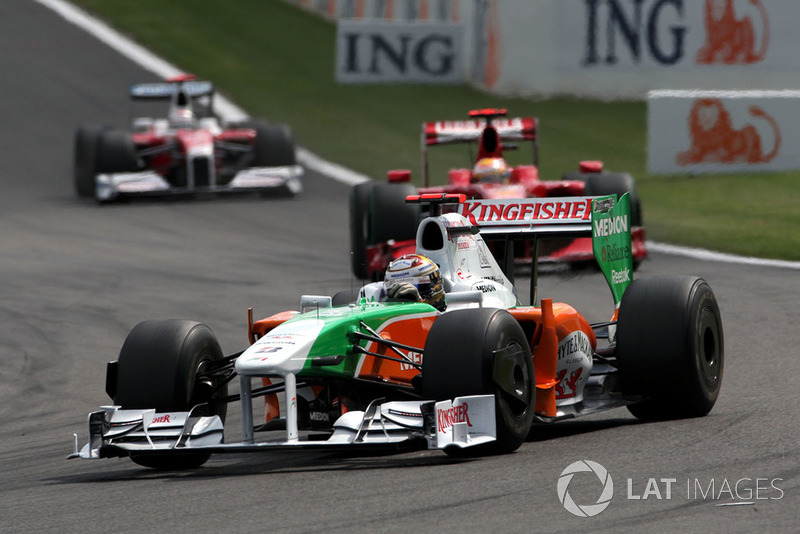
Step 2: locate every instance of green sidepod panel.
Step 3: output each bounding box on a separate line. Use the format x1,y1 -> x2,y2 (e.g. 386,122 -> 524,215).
287,300 -> 438,379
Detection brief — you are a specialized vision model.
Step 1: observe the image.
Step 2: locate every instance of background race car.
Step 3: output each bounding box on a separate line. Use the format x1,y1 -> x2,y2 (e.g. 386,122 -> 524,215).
70,194 -> 722,470
349,108 -> 647,280
73,74 -> 302,202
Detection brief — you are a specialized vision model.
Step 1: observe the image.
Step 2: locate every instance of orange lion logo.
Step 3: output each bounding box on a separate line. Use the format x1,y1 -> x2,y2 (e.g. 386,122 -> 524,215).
696,0 -> 769,64
676,98 -> 781,165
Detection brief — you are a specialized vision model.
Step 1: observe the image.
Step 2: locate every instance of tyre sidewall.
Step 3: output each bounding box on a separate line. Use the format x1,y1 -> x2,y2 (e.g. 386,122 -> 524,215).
617,277 -> 724,418
96,129 -> 139,174
349,182 -> 375,280
114,320 -> 226,417
251,122 -> 296,166
370,182 -> 420,245
684,284 -> 724,413
74,125 -> 105,198
422,309 -> 534,453
583,171 -> 643,227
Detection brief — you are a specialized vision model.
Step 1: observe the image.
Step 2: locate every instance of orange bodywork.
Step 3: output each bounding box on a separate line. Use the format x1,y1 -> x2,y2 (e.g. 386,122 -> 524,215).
246,302 -> 595,422
508,300 -> 597,417
250,310 -> 298,343
356,313 -> 437,385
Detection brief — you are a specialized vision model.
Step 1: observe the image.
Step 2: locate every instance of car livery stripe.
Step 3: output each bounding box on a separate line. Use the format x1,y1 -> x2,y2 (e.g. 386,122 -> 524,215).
353,310 -> 439,379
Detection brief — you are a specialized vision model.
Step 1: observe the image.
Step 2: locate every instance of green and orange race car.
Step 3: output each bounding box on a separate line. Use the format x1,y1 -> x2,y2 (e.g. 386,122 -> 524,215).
70,193 -> 723,470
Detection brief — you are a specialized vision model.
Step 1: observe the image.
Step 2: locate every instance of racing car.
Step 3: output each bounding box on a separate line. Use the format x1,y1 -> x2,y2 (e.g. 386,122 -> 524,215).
70,193 -> 722,469
349,108 -> 647,280
73,74 -> 302,202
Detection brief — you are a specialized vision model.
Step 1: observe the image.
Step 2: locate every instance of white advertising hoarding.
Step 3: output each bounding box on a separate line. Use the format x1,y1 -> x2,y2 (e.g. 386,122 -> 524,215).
303,0 -> 800,98
491,0 -> 800,98
648,90 -> 800,174
336,20 -> 464,83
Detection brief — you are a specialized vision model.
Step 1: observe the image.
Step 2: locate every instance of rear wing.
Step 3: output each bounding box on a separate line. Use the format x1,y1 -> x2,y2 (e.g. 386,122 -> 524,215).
130,80 -> 214,101
459,197 -> 592,238
406,194 -> 633,307
405,194 -> 593,237
421,117 -> 537,146
130,75 -> 216,120
420,113 -> 537,186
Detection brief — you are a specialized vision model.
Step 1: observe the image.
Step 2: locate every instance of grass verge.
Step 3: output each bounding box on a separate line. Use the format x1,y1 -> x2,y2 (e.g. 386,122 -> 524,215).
70,0 -> 800,260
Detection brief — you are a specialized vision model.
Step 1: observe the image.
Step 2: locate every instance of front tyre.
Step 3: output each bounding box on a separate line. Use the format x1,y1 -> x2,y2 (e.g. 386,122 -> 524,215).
73,125 -> 106,198
96,129 -> 139,174
421,309 -> 535,455
113,320 -> 228,469
616,277 -> 724,420
250,121 -> 297,167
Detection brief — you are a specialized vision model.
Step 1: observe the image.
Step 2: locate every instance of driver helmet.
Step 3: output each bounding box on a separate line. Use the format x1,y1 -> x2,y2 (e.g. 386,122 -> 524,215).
472,157 -> 511,183
169,106 -> 195,128
384,254 -> 445,311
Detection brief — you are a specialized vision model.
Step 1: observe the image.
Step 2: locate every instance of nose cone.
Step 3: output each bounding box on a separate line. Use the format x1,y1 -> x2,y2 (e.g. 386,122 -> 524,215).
236,318 -> 325,376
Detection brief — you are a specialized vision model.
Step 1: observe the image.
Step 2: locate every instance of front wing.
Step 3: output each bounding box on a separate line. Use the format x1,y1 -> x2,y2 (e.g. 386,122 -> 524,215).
69,395 -> 496,460
95,164 -> 303,202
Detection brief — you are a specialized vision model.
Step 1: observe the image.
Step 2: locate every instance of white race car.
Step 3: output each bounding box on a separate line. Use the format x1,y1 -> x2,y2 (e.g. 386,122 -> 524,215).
73,74 -> 302,202
70,193 -> 723,469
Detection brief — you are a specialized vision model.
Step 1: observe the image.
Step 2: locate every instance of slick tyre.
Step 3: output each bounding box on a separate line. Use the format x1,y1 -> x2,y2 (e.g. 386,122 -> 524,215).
114,320 -> 228,469
95,129 -> 139,174
568,171 -> 643,227
421,309 -> 535,455
73,124 -> 106,198
349,181 -> 375,280
616,276 -> 724,420
370,182 -> 420,245
332,287 -> 361,306
251,121 -> 297,166
349,182 -> 419,280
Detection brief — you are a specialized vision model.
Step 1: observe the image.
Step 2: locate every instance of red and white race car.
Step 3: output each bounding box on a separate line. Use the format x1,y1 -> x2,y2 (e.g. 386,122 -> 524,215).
73,74 -> 302,202
349,108 -> 646,280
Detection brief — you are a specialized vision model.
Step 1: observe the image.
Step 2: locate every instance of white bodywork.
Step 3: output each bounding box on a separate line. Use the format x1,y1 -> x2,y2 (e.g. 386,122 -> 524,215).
417,212 -> 517,308
236,317 -> 326,377
96,165 -> 303,202
70,394 -> 496,459
95,113 -> 303,201
70,197 -> 607,462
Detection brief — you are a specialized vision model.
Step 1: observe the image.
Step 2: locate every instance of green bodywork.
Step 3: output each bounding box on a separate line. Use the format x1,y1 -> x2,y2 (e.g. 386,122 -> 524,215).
281,300 -> 437,379
592,193 -> 634,307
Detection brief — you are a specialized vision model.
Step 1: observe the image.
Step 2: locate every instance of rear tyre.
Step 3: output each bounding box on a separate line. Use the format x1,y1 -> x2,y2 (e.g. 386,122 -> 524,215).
370,183 -> 420,245
586,172 -> 642,229
349,182 -> 419,280
616,277 -> 724,420
349,182 -> 375,280
565,171 -> 643,268
421,309 -> 535,455
332,287 -> 361,306
114,320 -> 228,469
571,171 -> 643,227
73,125 -> 106,198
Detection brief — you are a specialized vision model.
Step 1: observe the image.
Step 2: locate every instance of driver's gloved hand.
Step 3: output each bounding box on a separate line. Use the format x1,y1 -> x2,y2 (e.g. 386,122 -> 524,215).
386,282 -> 421,302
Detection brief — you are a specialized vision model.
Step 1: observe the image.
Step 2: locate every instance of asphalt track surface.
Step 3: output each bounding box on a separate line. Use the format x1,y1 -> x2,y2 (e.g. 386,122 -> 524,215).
1,2 -> 798,533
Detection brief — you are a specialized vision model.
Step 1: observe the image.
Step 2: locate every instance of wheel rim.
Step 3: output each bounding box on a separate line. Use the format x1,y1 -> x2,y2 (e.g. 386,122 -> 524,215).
494,341 -> 532,416
697,307 -> 721,388
191,354 -> 226,418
